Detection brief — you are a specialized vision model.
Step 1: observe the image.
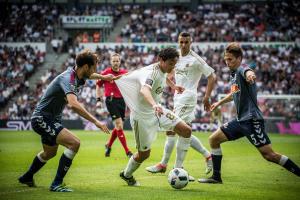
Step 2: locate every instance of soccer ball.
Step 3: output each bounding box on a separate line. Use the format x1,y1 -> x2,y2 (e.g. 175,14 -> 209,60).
168,168 -> 189,189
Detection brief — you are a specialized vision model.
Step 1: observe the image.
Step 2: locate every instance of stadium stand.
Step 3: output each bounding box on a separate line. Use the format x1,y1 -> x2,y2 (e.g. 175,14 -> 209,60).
118,2 -> 300,42
0,1 -> 299,125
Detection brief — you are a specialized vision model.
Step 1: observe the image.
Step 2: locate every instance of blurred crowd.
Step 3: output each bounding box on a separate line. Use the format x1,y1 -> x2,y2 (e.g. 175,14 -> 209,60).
2,44 -> 299,122
0,45 -> 45,115
0,4 -> 124,42
1,2 -> 299,43
119,2 -> 300,43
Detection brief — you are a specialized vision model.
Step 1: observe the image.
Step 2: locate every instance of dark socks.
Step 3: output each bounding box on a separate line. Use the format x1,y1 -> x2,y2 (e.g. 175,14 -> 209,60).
23,156 -> 46,178
212,154 -> 222,180
52,154 -> 73,186
283,158 -> 300,177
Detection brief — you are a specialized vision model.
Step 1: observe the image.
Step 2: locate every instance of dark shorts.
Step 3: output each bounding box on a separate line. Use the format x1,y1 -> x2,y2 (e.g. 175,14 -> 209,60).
220,118 -> 271,148
31,116 -> 64,146
105,97 -> 126,121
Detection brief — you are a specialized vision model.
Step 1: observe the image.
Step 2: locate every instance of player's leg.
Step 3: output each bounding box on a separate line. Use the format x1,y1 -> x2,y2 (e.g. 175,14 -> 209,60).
19,144 -> 58,187
258,144 -> 300,176
178,105 -> 212,173
146,131 -> 176,173
114,99 -> 132,157
105,99 -> 119,156
105,128 -> 118,157
50,128 -> 80,192
120,150 -> 150,186
121,116 -> 156,186
19,116 -> 61,187
198,127 -> 228,183
173,121 -> 192,168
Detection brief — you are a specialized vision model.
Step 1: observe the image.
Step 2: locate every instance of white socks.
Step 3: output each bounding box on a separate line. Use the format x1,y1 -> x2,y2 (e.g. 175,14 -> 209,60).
37,152 -> 47,163
190,135 -> 210,158
64,148 -> 76,160
211,148 -> 222,156
174,136 -> 191,168
160,136 -> 177,165
279,155 -> 288,166
124,156 -> 141,178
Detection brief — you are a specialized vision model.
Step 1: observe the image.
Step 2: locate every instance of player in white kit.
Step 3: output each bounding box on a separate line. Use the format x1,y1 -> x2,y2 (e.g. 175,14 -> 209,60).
116,47 -> 192,186
146,32 -> 216,178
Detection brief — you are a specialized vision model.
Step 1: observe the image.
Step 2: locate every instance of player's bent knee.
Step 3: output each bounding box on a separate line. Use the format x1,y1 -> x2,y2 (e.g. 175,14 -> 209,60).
41,151 -> 57,160
174,122 -> 192,138
137,150 -> 150,162
69,139 -> 80,152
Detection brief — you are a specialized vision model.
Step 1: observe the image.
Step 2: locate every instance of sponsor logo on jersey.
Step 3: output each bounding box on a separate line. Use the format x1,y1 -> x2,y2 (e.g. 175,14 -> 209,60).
155,87 -> 163,94
230,84 -> 240,94
145,79 -> 154,86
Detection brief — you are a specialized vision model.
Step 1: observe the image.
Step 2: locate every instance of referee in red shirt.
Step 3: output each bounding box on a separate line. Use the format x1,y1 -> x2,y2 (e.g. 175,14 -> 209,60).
96,53 -> 132,158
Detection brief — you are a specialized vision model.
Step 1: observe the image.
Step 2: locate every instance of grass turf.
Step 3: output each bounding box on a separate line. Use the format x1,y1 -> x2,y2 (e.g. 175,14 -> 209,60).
0,131 -> 299,200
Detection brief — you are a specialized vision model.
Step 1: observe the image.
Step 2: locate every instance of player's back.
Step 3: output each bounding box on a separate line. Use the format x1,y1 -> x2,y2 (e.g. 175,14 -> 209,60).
116,63 -> 166,118
32,67 -> 84,121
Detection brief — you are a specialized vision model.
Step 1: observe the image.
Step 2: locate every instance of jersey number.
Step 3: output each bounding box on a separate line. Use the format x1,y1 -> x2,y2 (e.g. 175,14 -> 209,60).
166,113 -> 175,120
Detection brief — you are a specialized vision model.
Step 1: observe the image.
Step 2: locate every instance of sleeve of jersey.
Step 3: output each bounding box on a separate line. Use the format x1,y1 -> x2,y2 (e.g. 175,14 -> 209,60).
196,55 -> 215,77
59,76 -> 77,96
115,70 -> 143,113
238,66 -> 252,79
143,68 -> 157,89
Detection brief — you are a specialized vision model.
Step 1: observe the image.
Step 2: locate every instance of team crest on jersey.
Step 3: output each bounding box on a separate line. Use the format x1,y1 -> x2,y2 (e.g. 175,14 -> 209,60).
145,79 -> 153,86
155,87 -> 163,94
70,84 -> 76,92
230,84 -> 240,94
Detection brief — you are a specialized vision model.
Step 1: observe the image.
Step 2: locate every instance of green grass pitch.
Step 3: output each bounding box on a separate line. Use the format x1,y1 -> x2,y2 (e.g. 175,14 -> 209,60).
0,131 -> 299,200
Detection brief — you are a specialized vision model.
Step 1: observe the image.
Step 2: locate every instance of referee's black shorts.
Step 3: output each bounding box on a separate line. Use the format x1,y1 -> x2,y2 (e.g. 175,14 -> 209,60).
105,97 -> 126,121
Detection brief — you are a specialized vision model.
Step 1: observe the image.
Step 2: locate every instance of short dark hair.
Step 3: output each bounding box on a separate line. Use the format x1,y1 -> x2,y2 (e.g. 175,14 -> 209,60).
225,42 -> 243,59
179,32 -> 191,38
76,49 -> 99,68
158,47 -> 179,61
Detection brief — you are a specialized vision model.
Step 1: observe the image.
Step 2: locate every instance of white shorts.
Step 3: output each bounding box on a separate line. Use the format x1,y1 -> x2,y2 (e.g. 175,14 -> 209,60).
173,104 -> 196,124
130,108 -> 182,151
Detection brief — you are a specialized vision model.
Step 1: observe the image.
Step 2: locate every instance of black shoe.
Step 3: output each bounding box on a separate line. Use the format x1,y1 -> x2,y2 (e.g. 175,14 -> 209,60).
198,176 -> 222,184
126,151 -> 133,158
105,144 -> 111,157
18,175 -> 36,187
119,171 -> 140,186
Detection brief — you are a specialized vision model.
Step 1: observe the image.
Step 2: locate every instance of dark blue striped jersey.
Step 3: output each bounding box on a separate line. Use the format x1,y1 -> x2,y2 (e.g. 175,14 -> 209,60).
230,65 -> 263,121
32,67 -> 86,121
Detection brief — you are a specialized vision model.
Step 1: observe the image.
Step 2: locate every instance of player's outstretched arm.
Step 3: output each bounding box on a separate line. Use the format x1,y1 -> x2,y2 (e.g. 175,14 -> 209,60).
210,93 -> 233,111
166,70 -> 185,94
66,93 -> 110,134
203,72 -> 217,111
140,85 -> 163,116
89,73 -> 114,81
245,70 -> 256,84
95,84 -> 103,108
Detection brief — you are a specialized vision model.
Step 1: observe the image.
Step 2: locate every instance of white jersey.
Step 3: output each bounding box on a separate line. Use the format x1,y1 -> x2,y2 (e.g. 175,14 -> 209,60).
115,63 -> 166,118
174,50 -> 214,106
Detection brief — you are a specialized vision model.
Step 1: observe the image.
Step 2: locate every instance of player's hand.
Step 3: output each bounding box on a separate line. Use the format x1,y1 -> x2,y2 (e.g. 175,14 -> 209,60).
95,121 -> 110,134
202,96 -> 211,112
174,85 -> 185,94
153,104 -> 163,117
101,74 -> 114,81
112,74 -> 123,80
210,102 -> 220,112
96,101 -> 102,108
245,70 -> 256,84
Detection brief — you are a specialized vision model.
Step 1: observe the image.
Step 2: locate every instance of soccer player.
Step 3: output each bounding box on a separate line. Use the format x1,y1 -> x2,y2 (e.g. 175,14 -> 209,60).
115,47 -> 192,186
18,49 -> 114,192
96,53 -> 132,158
199,42 -> 300,184
146,32 -> 216,177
